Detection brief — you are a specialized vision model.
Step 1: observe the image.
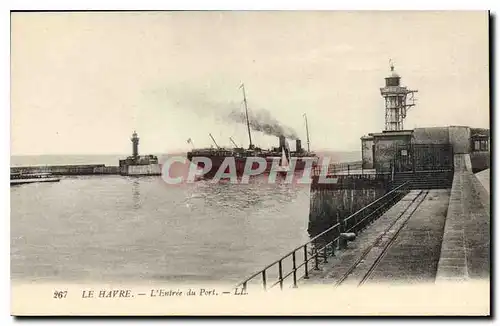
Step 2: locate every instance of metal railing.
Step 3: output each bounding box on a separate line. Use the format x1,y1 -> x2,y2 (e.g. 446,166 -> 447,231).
328,161 -> 363,174
234,181 -> 411,292
311,161 -> 367,177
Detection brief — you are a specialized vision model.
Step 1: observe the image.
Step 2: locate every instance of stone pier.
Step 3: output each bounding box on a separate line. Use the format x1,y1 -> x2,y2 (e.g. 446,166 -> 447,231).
308,175 -> 390,236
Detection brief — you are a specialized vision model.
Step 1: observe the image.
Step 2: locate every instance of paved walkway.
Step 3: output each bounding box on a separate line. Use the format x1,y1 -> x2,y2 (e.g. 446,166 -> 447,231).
301,189 -> 450,286
301,155 -> 490,286
363,189 -> 449,285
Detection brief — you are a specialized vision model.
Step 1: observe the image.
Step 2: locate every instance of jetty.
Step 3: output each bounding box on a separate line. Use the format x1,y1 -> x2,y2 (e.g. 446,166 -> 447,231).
10,164 -> 119,176
10,131 -> 160,177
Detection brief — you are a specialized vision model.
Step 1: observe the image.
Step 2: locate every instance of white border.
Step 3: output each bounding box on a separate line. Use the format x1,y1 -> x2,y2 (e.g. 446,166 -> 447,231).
2,0 -> 498,10
2,1 -> 498,325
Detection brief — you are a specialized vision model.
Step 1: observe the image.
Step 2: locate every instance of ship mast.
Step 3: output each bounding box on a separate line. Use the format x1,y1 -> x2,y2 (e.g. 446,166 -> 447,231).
303,113 -> 311,152
209,133 -> 220,149
240,83 -> 253,149
229,137 -> 239,148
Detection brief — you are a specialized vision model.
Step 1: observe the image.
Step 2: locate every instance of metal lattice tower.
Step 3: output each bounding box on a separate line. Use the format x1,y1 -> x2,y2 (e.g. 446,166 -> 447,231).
380,61 -> 418,131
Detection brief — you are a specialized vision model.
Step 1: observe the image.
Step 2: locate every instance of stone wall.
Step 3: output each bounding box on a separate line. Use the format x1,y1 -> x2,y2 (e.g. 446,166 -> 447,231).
126,164 -> 161,176
470,152 -> 490,173
435,154 -> 490,282
448,126 -> 471,154
413,127 -> 449,144
361,137 -> 374,169
308,187 -> 386,236
11,164 -> 119,175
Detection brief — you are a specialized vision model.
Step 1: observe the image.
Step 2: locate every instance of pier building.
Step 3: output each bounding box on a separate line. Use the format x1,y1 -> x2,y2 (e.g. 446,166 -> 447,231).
119,131 -> 161,176
361,64 -> 489,173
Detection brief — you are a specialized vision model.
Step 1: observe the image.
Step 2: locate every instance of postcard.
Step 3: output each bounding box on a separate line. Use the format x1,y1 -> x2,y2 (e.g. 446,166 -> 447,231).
10,10 -> 490,316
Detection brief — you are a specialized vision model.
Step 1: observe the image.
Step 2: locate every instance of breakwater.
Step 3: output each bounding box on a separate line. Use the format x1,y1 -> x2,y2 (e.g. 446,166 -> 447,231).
11,164 -> 120,175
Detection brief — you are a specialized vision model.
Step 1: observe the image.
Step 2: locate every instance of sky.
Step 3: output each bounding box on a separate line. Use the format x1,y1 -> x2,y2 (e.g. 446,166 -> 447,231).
10,11 -> 489,155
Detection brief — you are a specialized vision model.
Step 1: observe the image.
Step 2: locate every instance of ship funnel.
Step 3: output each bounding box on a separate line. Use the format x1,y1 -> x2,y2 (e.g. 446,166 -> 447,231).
296,139 -> 302,153
279,135 -> 286,150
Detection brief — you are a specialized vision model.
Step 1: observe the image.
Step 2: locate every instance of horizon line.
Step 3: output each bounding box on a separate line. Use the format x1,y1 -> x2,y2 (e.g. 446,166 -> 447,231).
10,148 -> 362,157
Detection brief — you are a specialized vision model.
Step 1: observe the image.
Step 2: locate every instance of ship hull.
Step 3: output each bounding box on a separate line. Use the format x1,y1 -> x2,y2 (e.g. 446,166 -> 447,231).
186,155 -> 317,179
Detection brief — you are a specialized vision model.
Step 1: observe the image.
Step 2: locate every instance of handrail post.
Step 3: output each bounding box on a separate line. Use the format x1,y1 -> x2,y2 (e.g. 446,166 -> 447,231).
330,229 -> 335,257
338,213 -> 346,249
242,281 -> 247,293
262,270 -> 267,291
313,241 -> 319,270
355,209 -> 362,234
364,205 -> 370,229
323,246 -> 328,263
303,245 -> 309,279
278,260 -> 283,290
292,251 -> 298,288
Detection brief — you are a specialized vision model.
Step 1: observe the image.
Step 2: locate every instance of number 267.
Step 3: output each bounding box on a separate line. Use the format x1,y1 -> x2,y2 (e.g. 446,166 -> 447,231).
53,291 -> 67,299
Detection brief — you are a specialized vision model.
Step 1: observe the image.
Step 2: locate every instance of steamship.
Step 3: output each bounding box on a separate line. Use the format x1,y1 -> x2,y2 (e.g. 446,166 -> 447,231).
186,84 -> 318,178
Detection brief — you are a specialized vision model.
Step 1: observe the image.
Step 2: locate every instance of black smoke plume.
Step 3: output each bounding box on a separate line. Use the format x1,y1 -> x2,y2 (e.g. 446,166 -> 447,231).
161,85 -> 299,139
228,108 -> 299,140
